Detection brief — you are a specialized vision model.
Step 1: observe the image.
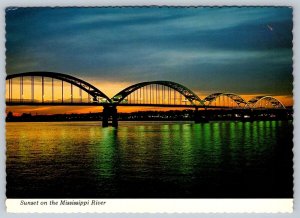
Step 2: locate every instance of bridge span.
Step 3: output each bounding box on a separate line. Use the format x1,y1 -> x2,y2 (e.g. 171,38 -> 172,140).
6,71 -> 289,127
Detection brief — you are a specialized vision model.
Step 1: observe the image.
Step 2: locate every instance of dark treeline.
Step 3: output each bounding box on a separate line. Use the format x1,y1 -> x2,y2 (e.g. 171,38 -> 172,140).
6,110 -> 195,122
6,108 -> 293,122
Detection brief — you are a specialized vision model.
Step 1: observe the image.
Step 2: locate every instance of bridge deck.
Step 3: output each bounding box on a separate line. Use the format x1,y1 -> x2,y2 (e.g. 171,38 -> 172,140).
6,101 -> 288,111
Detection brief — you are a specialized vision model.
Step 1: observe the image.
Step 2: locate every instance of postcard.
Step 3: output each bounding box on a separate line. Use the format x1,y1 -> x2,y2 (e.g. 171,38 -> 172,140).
5,6 -> 293,213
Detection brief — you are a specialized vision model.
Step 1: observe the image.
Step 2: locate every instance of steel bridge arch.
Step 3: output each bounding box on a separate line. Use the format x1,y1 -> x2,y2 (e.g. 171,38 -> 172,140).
203,93 -> 248,106
6,71 -> 111,103
112,81 -> 203,105
246,96 -> 286,109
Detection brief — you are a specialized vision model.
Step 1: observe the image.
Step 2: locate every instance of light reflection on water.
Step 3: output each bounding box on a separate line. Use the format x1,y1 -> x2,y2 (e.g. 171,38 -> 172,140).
6,121 -> 293,198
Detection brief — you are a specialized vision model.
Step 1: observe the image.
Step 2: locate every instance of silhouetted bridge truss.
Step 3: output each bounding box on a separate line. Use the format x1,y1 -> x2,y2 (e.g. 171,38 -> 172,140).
6,72 -> 289,127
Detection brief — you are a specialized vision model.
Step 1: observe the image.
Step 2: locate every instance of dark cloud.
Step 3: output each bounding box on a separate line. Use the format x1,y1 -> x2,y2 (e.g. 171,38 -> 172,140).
6,7 -> 293,95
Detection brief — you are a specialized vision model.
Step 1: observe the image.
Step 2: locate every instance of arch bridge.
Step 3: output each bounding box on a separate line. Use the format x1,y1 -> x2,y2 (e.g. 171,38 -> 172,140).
112,81 -> 203,107
6,72 -> 111,105
6,72 -> 289,127
246,96 -> 286,109
203,93 -> 248,108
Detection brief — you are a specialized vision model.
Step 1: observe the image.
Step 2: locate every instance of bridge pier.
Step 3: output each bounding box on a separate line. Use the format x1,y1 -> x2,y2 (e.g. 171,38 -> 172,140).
102,105 -> 118,127
194,107 -> 209,123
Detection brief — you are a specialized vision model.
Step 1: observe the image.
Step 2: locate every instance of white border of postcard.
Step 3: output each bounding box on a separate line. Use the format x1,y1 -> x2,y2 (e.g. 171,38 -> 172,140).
1,0 -> 299,215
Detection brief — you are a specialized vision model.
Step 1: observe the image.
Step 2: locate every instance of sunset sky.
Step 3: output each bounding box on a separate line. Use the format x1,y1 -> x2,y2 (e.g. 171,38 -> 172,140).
5,7 -> 293,114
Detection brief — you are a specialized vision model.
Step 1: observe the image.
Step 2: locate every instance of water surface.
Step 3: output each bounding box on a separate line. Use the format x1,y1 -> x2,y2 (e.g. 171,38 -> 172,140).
6,121 -> 293,198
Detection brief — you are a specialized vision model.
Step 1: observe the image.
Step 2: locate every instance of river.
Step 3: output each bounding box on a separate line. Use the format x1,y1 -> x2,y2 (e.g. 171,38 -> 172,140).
6,121 -> 293,198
